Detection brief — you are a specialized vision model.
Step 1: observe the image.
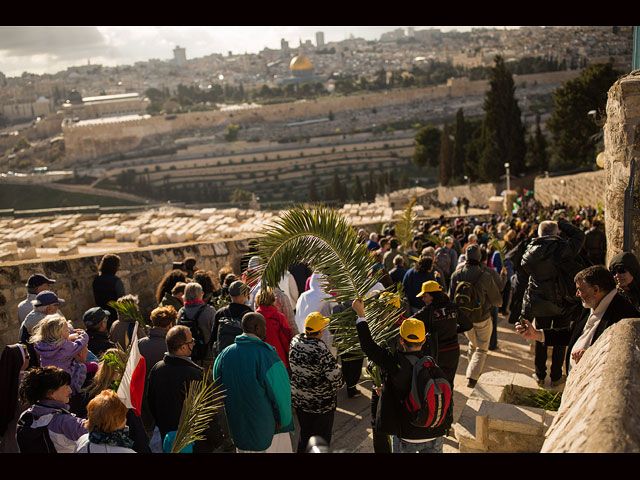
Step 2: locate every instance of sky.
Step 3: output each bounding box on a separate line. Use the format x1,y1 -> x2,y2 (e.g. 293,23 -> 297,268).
0,26 -> 522,78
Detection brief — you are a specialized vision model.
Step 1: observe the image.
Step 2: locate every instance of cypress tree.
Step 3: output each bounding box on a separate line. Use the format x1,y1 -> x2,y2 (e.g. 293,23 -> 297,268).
478,55 -> 526,182
453,108 -> 467,182
439,121 -> 453,186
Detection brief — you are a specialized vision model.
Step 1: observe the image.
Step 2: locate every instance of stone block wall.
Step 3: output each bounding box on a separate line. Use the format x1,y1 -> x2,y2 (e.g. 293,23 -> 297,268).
603,70 -> 640,264
541,318 -> 640,452
0,238 -> 251,350
533,170 -> 605,208
436,183 -> 498,207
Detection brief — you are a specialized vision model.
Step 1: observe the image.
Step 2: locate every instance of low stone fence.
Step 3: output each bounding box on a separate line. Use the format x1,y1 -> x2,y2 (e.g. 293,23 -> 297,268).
0,238 -> 251,350
533,170 -> 605,209
541,318 -> 640,452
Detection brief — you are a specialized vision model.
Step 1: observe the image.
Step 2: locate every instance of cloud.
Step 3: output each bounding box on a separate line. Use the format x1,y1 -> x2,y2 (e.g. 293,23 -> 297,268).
0,26 -> 107,59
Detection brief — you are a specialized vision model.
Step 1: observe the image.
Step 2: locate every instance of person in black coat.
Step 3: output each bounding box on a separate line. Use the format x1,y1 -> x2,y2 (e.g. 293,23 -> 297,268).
352,299 -> 451,454
92,254 -> 125,330
608,251 -> 640,310
516,265 -> 640,376
520,219 -> 586,386
147,325 -> 223,452
412,280 -> 472,390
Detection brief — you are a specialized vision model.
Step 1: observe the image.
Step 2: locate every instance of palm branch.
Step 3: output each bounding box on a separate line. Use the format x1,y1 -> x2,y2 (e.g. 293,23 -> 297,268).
395,198 -> 417,251
423,233 -> 444,248
489,234 -> 506,269
256,205 -> 405,357
170,370 -> 226,453
108,299 -> 146,328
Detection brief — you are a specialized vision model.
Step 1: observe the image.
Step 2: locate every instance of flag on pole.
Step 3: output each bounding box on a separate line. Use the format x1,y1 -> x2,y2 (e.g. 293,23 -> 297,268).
117,322 -> 146,416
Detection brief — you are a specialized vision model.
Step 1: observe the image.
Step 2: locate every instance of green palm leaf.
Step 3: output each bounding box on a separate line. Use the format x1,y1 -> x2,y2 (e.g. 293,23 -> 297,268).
395,198 -> 417,251
489,234 -> 506,268
170,370 -> 226,453
256,204 -> 406,357
107,299 -> 146,328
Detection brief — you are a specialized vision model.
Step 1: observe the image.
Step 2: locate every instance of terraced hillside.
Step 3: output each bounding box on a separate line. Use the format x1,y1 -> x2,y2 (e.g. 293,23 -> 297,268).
94,132 -> 431,205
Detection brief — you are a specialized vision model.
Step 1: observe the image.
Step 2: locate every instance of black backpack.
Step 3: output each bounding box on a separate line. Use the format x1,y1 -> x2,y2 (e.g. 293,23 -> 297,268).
403,354 -> 452,429
434,248 -> 452,278
453,268 -> 484,323
178,305 -> 209,362
16,405 -> 67,453
214,307 -> 244,357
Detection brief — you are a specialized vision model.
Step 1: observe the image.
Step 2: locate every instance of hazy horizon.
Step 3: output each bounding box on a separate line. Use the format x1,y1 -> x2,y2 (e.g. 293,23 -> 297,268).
0,26 -> 524,78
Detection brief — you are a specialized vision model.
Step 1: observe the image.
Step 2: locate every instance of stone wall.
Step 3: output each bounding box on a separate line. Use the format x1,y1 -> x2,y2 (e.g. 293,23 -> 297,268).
541,318 -> 640,452
62,70 -> 580,163
603,70 -> 640,265
533,170 -> 605,208
436,183 -> 498,207
0,238 -> 251,350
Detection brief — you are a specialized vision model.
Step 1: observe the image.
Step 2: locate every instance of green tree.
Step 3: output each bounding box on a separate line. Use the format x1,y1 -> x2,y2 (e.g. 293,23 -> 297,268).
399,170 -> 409,189
478,55 -> 526,182
224,124 -> 240,142
412,124 -> 441,169
525,114 -> 549,172
453,108 -> 467,182
331,173 -> 346,203
308,180 -> 318,203
353,176 -> 364,202
231,188 -> 252,203
439,121 -> 453,186
546,62 -> 621,170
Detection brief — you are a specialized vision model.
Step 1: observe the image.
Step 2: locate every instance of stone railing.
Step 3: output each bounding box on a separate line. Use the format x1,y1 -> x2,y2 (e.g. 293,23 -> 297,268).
541,318 -> 640,453
0,238 -> 251,350
455,318 -> 640,453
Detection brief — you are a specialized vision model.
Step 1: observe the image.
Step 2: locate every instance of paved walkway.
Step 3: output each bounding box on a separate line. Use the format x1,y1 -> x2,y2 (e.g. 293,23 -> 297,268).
320,312 -> 540,453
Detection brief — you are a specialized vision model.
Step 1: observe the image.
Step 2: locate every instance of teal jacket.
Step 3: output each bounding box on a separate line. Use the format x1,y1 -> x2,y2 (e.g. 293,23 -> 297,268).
212,334 -> 294,451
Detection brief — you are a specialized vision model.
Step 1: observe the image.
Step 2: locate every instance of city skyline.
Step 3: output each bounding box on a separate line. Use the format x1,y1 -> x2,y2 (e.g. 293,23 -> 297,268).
0,26 -> 523,78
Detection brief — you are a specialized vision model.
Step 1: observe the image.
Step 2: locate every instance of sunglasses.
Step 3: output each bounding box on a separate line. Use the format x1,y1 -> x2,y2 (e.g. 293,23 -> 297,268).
611,266 -> 627,275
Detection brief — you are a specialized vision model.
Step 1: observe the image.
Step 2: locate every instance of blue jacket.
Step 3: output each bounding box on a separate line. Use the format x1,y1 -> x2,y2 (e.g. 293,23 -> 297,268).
212,334 -> 293,451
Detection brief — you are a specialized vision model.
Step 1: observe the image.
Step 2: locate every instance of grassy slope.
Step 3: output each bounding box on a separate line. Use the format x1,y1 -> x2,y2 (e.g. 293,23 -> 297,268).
0,183 -> 142,210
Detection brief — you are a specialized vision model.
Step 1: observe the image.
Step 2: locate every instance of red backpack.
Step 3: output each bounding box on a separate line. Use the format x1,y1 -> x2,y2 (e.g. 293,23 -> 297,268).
403,354 -> 452,429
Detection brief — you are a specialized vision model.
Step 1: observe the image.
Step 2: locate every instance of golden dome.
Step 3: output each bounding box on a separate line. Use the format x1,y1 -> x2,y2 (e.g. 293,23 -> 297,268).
290,55 -> 313,71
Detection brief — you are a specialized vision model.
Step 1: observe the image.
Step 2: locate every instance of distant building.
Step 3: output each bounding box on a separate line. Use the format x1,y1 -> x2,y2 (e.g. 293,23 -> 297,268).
277,54 -> 325,86
316,31 -> 325,48
173,45 -> 187,66
281,38 -> 290,52
61,91 -> 149,120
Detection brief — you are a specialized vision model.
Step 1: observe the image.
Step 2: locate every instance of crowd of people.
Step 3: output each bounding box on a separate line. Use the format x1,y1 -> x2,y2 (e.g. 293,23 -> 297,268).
1,194 -> 639,454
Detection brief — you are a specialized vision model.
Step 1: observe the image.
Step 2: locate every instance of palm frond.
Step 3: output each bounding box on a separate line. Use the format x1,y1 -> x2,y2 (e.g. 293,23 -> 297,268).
170,370 -> 226,453
489,234 -> 506,268
108,300 -> 146,328
395,198 -> 417,251
257,205 -> 380,303
101,348 -> 127,391
257,205 -> 405,357
423,233 -> 444,248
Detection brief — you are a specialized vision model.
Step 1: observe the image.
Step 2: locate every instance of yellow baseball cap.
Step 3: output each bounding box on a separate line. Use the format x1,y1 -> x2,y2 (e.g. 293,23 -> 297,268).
416,280 -> 442,297
305,312 -> 330,333
399,318 -> 426,343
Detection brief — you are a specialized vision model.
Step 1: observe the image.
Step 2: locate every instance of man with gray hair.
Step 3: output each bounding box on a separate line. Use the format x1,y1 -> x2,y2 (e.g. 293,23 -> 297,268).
18,274 -> 56,325
520,218 -> 585,388
177,282 -> 216,367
